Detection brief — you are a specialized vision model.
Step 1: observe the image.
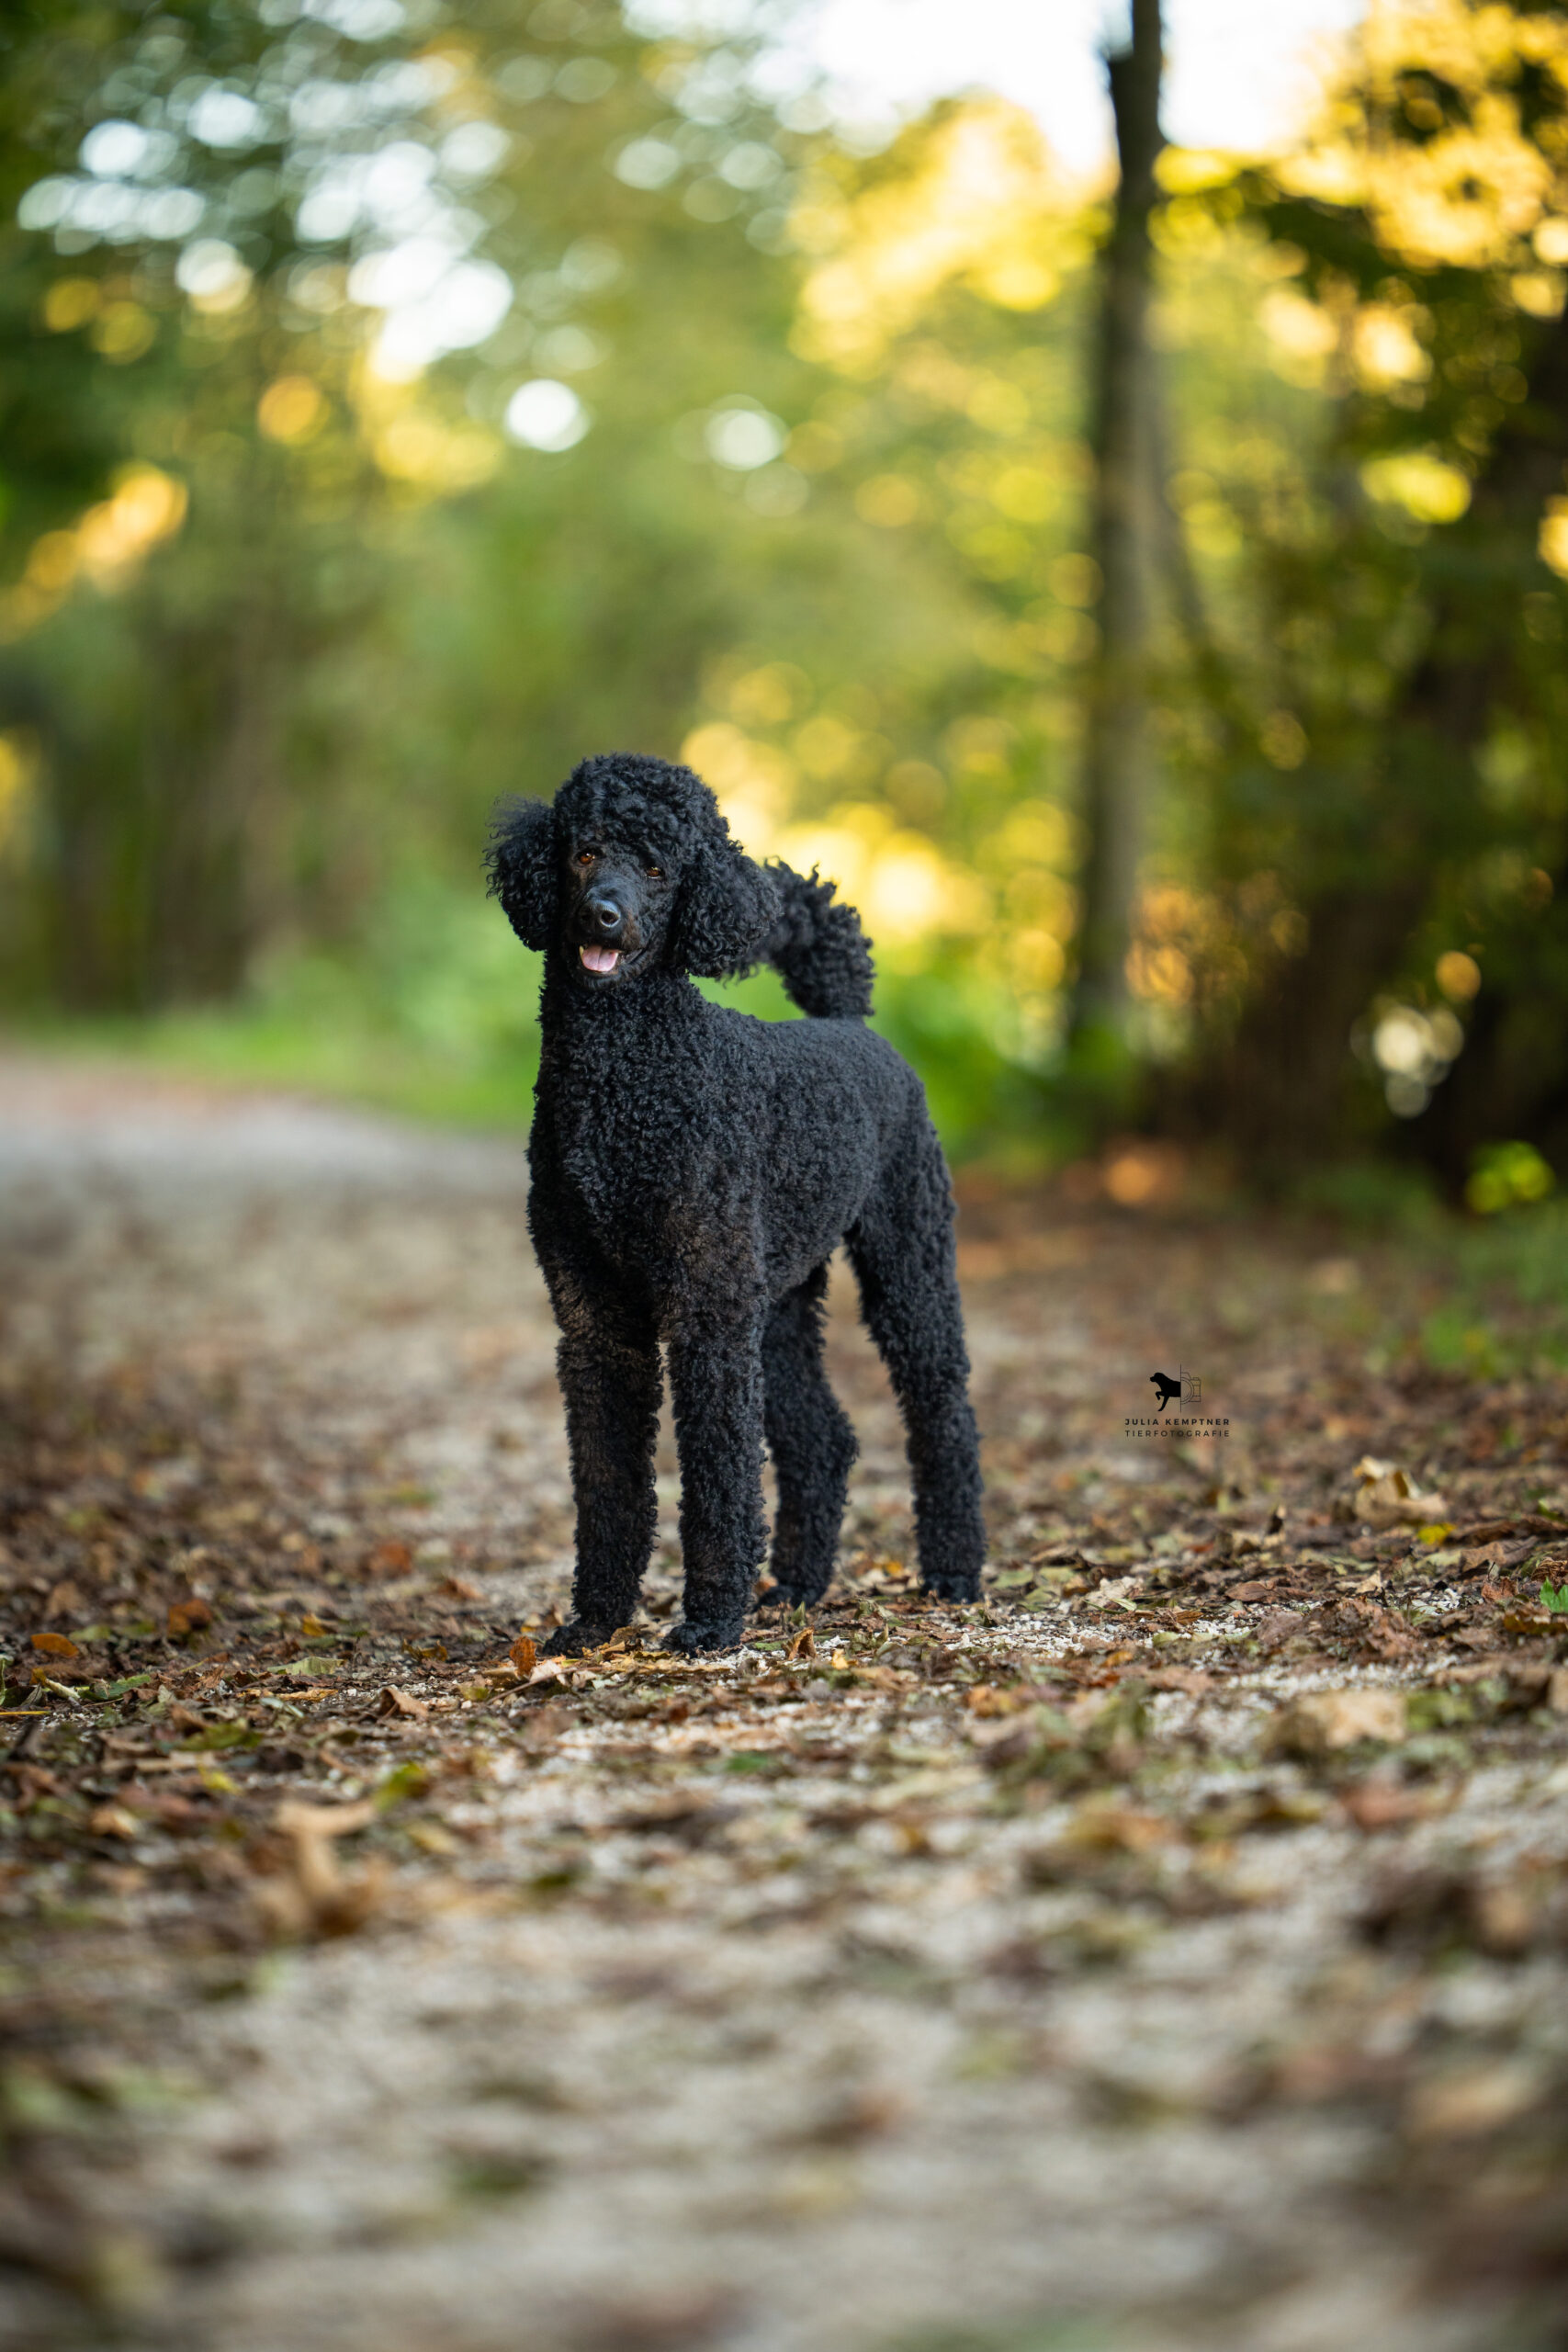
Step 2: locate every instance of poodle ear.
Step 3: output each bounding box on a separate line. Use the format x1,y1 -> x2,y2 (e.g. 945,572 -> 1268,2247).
671,835 -> 782,978
486,797 -> 558,951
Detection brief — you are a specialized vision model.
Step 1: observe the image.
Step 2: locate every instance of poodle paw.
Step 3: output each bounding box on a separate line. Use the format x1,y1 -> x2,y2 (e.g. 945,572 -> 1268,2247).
662,1618 -> 745,1655
541,1619 -> 624,1657
919,1579 -> 982,1607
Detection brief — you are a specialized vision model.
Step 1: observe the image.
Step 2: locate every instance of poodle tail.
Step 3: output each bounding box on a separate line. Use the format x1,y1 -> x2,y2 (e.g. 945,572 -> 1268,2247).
763,863 -> 874,1019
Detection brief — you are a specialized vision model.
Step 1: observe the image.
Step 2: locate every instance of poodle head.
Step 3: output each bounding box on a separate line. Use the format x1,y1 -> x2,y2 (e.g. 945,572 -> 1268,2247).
489,753 -> 780,989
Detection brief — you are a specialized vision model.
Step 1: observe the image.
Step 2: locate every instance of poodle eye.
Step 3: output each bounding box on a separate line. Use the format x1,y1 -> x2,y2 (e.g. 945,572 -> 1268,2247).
575,848 -> 596,866
646,865 -> 663,880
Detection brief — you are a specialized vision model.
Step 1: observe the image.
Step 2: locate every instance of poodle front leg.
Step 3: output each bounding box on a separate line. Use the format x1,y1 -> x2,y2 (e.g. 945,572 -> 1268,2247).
664,1310 -> 768,1653
545,1306 -> 662,1656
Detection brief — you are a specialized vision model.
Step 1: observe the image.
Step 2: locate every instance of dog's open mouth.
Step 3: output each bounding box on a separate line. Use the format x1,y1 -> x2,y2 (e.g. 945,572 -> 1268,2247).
579,944 -> 621,975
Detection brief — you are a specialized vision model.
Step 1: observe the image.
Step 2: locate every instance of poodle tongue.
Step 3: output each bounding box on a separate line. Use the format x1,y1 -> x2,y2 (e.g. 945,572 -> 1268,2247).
580,944 -> 620,974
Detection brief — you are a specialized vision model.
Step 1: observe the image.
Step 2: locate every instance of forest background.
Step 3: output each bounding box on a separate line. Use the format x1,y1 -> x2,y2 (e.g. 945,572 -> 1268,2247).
6,0 -> 1568,1264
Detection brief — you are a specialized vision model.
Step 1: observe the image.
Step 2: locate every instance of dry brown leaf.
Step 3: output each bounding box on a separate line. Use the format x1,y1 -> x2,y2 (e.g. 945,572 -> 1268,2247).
299,1612 -> 328,1637
1146,1666 -> 1213,1694
1062,1802 -> 1172,1854
375,1686 -> 429,1720
1343,1779 -> 1451,1831
367,1539 -> 412,1577
276,1796 -> 377,1839
787,1626 -> 817,1661
88,1803 -> 141,1839
167,1596 -> 213,1636
257,1796 -> 387,1939
1348,1458 -> 1448,1528
408,1821 -> 460,1856
509,1634 -> 537,1677
43,1578 -> 83,1621
30,1631 -> 79,1659
1266,1688 -> 1406,1757
965,1683 -> 1025,1718
1087,1576 -> 1141,1610
436,1575 -> 482,1601
1405,2063 -> 1544,2142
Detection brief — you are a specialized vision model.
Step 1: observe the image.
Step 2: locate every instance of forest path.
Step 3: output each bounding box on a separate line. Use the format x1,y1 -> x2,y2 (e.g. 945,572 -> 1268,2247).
1,1055 -> 1565,2352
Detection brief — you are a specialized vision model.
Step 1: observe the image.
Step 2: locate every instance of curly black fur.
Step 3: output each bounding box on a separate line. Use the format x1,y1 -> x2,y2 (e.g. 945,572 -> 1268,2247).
488,751 -> 986,1654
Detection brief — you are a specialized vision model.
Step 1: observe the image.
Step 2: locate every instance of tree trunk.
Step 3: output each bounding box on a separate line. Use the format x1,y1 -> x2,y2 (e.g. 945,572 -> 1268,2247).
1071,0 -> 1164,1050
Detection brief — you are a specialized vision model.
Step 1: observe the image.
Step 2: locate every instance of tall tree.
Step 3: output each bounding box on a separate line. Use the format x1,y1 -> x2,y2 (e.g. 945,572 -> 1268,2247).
1070,0 -> 1165,1056
1185,0 -> 1568,1184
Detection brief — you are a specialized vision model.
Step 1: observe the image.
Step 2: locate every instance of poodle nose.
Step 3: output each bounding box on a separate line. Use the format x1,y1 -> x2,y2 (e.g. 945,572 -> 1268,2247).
587,895 -> 623,936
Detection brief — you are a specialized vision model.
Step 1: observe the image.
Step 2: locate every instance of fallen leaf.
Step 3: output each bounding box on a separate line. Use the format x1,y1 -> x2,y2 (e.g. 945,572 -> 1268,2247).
1087,1577 -> 1141,1610
787,1626 -> 817,1661
1343,1779 -> 1450,1831
30,1632 -> 80,1659
1348,1459 -> 1448,1528
966,1713 -> 1034,1751
167,1596 -> 212,1636
1405,2064 -> 1543,2142
375,1686 -> 429,1720
1058,1802 -> 1171,1854
408,1821 -> 460,1857
367,1539 -> 412,1577
88,1803 -> 141,1839
276,1797 -> 378,1839
1147,1666 -> 1213,1693
257,1795 -> 387,1939
299,1613 -> 328,1637
964,1684 -> 1025,1718
43,1578 -> 83,1621
436,1575 -> 482,1601
1266,1688 -> 1406,1757
509,1634 -> 537,1677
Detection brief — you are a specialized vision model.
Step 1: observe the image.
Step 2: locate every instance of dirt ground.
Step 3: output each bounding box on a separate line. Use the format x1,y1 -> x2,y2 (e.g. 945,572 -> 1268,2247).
3,1053 -> 1568,2352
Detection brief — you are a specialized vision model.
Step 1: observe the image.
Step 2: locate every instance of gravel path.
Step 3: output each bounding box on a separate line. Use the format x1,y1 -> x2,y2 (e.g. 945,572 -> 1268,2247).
2,1054 -> 1565,2352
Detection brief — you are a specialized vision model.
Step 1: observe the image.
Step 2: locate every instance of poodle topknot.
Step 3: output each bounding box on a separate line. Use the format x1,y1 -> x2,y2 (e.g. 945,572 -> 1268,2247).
489,750 -> 986,1654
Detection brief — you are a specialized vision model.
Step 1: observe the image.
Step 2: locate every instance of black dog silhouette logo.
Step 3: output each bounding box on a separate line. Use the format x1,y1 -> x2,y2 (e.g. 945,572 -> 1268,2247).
1149,1368 -> 1201,1412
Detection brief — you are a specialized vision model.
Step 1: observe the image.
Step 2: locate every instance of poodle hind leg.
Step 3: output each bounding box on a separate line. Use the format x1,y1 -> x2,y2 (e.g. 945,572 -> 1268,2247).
847,1120 -> 986,1603
761,1263 -> 857,1610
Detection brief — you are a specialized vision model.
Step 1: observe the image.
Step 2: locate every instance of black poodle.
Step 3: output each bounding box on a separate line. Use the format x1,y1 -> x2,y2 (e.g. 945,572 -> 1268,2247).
488,751 -> 986,1654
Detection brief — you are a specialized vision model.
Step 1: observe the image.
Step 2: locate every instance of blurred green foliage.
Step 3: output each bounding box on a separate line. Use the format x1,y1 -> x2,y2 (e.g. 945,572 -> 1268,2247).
1421,1198 -> 1568,1374
5,0 -> 1568,1201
